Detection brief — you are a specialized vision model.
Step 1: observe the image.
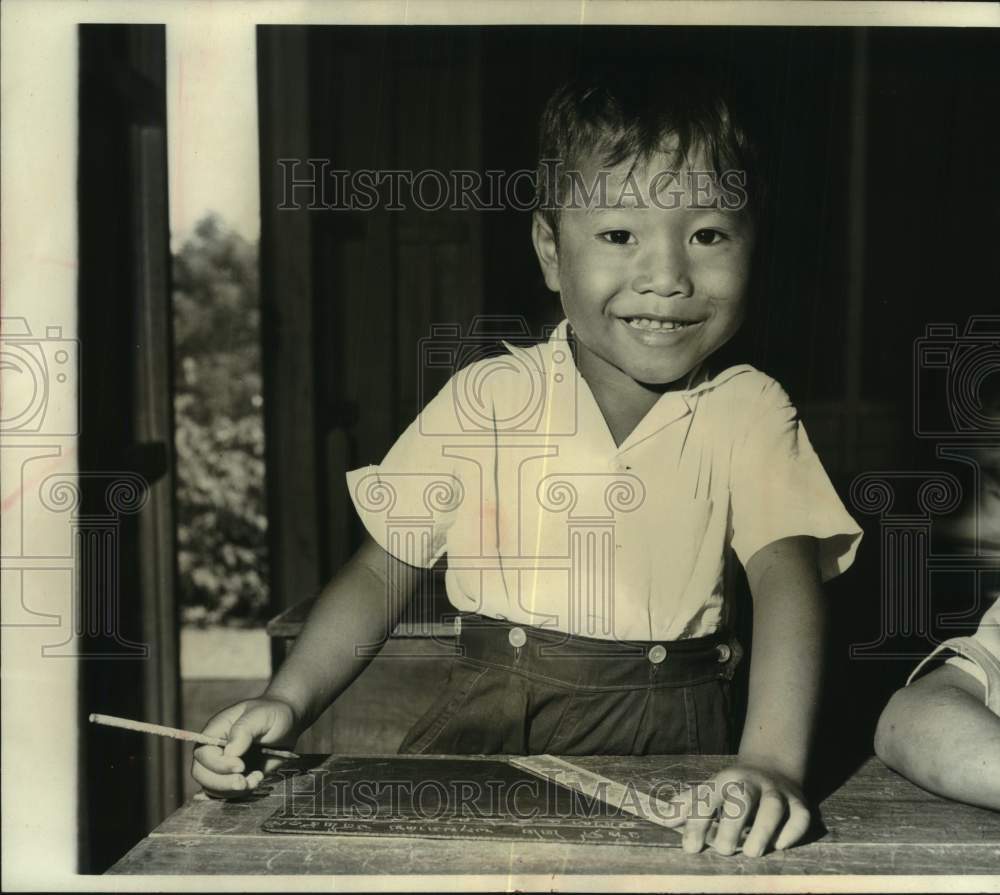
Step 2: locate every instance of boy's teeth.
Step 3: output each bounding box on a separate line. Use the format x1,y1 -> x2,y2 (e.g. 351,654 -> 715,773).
625,317 -> 689,331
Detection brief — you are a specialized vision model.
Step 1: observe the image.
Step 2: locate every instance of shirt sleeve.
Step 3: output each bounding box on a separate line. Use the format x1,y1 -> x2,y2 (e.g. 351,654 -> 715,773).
730,377 -> 863,581
345,372 -> 471,569
907,597 -> 1000,714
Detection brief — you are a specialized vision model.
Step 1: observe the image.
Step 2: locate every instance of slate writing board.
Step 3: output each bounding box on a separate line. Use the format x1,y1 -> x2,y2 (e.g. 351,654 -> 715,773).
263,756 -> 681,846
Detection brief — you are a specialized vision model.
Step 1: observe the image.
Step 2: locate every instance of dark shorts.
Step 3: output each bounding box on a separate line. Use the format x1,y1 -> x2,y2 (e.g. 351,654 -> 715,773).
398,614 -> 744,756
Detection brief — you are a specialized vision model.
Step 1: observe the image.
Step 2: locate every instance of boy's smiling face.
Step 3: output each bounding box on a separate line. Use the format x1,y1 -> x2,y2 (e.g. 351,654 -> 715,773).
533,148 -> 754,395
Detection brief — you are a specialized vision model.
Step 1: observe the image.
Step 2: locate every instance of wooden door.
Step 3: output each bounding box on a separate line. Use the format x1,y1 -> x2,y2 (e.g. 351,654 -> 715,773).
77,24 -> 181,871
259,27 -> 485,609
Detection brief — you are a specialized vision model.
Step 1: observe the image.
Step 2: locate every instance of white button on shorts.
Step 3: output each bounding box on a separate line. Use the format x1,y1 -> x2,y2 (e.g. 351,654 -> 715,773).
647,644 -> 667,664
716,644 -> 732,663
508,627 -> 527,648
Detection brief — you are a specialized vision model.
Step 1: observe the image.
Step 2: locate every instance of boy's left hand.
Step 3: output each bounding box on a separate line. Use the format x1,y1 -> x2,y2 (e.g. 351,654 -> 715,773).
664,764 -> 811,857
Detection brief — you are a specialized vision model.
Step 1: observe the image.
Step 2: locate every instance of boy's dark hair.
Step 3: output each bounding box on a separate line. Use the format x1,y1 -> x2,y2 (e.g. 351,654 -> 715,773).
535,62 -> 765,239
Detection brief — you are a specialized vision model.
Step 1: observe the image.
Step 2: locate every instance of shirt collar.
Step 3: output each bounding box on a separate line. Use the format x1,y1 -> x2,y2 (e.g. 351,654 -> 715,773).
534,318 -> 752,392
502,319 -> 753,452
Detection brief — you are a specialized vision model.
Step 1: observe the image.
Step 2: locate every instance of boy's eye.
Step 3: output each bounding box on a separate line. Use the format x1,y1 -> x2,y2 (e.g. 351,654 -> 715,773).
691,228 -> 726,246
599,230 -> 636,245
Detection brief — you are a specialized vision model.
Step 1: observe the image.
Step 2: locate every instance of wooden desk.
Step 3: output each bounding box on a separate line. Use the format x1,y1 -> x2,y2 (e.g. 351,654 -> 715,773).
108,755 -> 1000,876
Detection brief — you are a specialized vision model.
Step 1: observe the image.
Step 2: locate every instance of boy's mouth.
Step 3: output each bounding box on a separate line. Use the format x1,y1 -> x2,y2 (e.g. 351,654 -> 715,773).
622,316 -> 703,332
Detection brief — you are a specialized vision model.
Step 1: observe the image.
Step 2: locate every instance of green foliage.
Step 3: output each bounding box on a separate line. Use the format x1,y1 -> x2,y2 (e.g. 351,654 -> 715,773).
173,214 -> 270,626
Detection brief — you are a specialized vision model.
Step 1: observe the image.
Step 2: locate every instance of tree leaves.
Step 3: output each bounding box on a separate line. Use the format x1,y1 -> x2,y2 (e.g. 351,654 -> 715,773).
173,214 -> 270,627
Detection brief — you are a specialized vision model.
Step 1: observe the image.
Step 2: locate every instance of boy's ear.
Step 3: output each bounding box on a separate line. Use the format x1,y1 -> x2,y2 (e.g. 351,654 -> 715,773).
531,212 -> 561,293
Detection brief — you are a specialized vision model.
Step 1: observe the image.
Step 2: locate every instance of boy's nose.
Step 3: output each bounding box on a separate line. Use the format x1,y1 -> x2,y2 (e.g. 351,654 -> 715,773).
631,242 -> 693,298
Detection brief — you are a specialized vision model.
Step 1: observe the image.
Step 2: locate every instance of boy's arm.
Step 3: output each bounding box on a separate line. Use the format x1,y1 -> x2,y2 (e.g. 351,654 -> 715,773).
192,533 -> 419,796
264,532 -> 420,730
668,535 -> 823,856
739,534 -> 825,784
874,664 -> 1000,811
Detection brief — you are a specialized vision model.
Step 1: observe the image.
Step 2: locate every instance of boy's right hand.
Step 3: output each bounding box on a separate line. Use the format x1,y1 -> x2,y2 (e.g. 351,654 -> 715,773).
191,697 -> 299,798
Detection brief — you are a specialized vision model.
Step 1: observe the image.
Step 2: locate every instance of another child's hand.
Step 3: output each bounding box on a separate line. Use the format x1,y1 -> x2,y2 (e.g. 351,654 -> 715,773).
665,764 -> 811,857
191,697 -> 299,799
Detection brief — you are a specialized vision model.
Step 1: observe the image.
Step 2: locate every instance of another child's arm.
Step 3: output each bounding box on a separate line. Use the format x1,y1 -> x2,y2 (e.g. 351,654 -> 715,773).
191,532 -> 418,797
667,535 -> 823,856
874,664 -> 1000,810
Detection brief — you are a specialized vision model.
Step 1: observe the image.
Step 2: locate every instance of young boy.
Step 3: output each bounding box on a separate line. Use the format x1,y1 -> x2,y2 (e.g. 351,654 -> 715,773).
193,64 -> 862,857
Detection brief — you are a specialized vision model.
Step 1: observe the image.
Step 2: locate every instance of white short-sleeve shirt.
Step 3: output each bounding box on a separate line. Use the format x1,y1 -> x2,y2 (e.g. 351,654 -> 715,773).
347,320 -> 863,641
